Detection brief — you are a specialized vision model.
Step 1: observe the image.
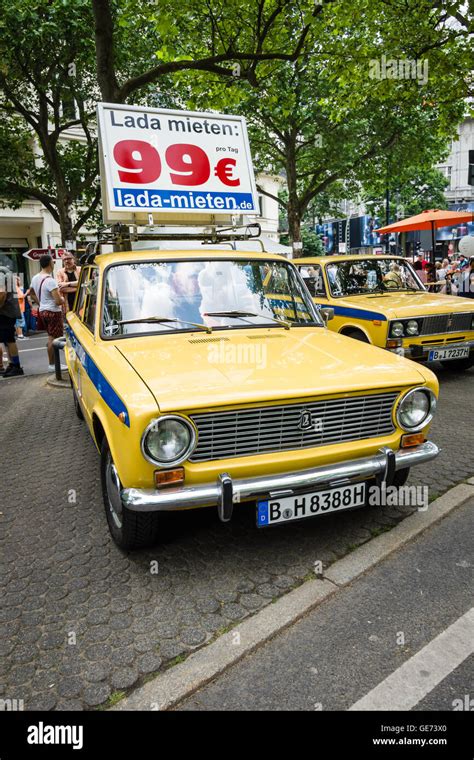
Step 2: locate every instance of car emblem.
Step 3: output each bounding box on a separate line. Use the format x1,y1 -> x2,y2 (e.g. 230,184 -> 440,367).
298,409 -> 313,431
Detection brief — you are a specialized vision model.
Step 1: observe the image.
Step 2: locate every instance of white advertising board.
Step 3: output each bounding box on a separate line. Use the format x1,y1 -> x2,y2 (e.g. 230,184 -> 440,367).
97,103 -> 259,225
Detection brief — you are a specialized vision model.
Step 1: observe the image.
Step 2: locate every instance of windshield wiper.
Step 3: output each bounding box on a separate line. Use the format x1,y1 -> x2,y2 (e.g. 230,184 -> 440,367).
116,316 -> 212,333
204,310 -> 291,330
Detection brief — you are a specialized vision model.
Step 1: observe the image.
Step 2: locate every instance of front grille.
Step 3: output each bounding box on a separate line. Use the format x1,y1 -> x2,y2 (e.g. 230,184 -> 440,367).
189,392 -> 398,462
420,313 -> 472,336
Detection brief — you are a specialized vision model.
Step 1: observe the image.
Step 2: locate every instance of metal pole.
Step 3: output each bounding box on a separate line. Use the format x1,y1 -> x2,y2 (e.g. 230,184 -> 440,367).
385,187 -> 390,253
52,337 -> 66,381
431,221 -> 436,264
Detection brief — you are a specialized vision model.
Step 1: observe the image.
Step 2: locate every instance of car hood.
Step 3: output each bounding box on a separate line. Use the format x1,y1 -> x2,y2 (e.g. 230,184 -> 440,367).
115,328 -> 427,412
337,292 -> 474,320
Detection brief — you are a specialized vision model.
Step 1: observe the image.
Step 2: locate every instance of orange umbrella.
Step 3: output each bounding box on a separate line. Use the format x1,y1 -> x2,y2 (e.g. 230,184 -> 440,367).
375,209 -> 474,262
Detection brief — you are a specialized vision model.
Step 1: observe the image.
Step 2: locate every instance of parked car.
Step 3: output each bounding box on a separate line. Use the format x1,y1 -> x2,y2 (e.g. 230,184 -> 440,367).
294,255 -> 474,371
66,249 -> 439,549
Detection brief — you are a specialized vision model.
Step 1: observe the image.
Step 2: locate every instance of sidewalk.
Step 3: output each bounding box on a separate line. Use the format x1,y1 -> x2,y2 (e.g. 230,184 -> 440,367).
175,498 -> 473,711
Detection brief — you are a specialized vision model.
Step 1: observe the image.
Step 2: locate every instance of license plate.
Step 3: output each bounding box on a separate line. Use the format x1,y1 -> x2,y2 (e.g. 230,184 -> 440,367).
257,482 -> 366,527
428,346 -> 469,362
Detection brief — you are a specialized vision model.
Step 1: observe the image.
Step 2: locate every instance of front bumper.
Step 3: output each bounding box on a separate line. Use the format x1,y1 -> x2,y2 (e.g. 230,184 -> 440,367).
390,339 -> 474,362
121,441 -> 439,518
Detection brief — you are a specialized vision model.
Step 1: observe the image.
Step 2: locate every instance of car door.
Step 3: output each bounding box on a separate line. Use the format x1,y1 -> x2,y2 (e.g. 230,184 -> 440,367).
67,266 -> 99,424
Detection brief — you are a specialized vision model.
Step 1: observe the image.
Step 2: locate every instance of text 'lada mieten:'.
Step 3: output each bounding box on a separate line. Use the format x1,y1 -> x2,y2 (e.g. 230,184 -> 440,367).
66,249 -> 439,549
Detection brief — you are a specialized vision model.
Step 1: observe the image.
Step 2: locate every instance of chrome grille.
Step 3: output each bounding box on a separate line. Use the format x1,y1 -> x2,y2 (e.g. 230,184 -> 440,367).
189,392 -> 398,462
420,315 -> 449,335
420,313 -> 472,336
451,313 -> 472,332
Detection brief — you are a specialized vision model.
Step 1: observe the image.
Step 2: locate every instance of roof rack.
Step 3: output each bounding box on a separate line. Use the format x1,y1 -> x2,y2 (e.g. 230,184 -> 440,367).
81,221 -> 263,264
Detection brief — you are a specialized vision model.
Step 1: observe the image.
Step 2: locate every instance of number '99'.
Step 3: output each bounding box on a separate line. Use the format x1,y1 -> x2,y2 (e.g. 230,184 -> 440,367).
113,140 -> 211,186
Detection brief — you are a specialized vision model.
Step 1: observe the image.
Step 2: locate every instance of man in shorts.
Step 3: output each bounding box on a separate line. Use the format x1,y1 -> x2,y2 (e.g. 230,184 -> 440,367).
30,254 -> 67,372
0,265 -> 24,378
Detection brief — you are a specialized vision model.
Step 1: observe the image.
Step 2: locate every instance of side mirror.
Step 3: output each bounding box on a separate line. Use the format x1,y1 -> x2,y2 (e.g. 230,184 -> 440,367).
320,307 -> 334,323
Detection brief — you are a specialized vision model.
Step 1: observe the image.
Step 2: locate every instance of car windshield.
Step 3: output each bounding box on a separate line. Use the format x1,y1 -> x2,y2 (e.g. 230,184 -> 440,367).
326,258 -> 425,297
102,258 -> 322,337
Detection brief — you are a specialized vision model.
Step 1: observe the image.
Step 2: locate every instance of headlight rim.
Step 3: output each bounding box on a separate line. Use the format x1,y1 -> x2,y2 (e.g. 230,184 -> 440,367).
391,320 -> 405,338
406,319 -> 419,336
396,387 -> 437,432
141,414 -> 197,466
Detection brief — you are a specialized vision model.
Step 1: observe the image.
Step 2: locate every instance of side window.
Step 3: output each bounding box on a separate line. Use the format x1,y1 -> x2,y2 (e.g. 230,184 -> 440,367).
83,268 -> 99,333
75,268 -> 89,321
75,267 -> 99,333
299,265 -> 326,297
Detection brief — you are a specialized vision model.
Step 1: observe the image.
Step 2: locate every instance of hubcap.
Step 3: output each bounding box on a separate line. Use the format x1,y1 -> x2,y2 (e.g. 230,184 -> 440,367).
105,452 -> 123,529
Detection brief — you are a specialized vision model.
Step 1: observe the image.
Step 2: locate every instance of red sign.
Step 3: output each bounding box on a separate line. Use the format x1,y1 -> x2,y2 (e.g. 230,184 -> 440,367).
23,248 -> 67,261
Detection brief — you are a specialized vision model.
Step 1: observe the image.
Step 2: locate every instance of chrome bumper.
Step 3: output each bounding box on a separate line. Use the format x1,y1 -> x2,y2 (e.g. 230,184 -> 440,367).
121,441 -> 439,518
394,339 -> 474,361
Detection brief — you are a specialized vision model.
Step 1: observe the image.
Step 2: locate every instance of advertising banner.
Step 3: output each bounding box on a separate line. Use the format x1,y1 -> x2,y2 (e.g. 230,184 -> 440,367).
97,103 -> 259,224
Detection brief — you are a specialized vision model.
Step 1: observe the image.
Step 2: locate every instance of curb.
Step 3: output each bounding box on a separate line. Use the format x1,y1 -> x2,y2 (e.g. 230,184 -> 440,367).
113,481 -> 474,711
46,377 -> 70,389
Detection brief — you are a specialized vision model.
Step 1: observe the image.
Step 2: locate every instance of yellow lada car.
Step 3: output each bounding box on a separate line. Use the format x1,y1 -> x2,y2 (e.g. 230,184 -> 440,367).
294,255 -> 474,371
66,249 -> 439,549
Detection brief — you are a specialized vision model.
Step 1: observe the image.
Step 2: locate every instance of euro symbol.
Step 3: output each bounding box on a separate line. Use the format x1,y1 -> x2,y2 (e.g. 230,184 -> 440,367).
214,157 -> 240,187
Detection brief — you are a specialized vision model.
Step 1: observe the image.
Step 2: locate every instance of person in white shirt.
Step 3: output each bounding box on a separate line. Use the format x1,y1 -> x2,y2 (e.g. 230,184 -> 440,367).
30,254 -> 67,372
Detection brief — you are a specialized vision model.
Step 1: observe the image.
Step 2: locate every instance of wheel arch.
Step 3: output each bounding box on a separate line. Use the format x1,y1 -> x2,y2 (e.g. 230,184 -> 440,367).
339,324 -> 372,343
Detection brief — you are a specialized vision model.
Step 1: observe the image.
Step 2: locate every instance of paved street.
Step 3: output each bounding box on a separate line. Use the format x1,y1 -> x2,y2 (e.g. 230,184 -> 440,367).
1,332 -> 52,377
0,364 -> 472,710
176,498 -> 473,711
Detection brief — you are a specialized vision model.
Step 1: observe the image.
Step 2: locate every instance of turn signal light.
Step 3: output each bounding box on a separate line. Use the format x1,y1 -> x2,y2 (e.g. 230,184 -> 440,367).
387,339 -> 402,349
401,433 -> 425,449
154,468 -> 184,488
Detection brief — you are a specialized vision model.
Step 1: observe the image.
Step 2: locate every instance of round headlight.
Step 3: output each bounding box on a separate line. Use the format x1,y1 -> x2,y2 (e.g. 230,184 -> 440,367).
391,321 -> 404,337
396,388 -> 436,432
142,416 -> 196,465
406,320 -> 419,336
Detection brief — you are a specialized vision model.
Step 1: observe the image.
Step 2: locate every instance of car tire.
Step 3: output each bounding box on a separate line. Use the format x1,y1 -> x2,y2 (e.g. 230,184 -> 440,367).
345,329 -> 370,343
392,467 -> 410,487
70,376 -> 84,420
440,357 -> 474,372
100,438 -> 160,550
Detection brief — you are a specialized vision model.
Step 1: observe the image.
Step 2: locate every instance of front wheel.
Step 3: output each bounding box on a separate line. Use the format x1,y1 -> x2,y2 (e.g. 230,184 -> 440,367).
441,357 -> 474,372
344,329 -> 370,343
100,438 -> 160,550
70,377 -> 84,420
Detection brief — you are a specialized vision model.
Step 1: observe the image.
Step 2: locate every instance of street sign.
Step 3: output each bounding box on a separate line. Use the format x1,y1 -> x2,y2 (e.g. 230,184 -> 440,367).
23,248 -> 67,260
97,103 -> 259,225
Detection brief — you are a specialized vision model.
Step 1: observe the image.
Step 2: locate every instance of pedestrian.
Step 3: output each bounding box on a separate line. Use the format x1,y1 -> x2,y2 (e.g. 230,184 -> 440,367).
457,257 -> 474,299
30,254 -> 68,372
56,252 -> 81,315
0,265 -> 25,377
15,276 -> 28,339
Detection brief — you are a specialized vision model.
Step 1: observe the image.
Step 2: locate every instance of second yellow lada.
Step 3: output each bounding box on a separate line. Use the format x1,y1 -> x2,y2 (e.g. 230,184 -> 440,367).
294,254 -> 474,371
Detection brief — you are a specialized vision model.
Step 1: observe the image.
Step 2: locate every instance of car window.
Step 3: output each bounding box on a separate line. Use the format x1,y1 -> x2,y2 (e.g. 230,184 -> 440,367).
83,269 -> 99,333
102,259 -> 322,337
326,259 -> 425,297
298,265 -> 326,297
75,268 -> 89,321
75,267 -> 99,332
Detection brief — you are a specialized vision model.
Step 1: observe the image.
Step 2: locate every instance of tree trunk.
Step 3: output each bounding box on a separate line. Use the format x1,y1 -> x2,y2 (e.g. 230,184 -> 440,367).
287,203 -> 302,255
58,204 -> 75,248
285,137 -> 302,258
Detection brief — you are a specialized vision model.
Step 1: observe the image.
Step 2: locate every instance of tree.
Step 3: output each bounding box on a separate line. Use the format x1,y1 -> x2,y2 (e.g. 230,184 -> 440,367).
217,0 -> 472,250
361,167 -> 449,222
0,0 -> 101,244
0,0 -> 329,244
91,0 -> 330,103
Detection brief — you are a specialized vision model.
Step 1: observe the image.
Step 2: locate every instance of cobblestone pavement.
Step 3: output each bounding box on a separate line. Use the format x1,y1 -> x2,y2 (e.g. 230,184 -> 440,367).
0,365 -> 472,710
